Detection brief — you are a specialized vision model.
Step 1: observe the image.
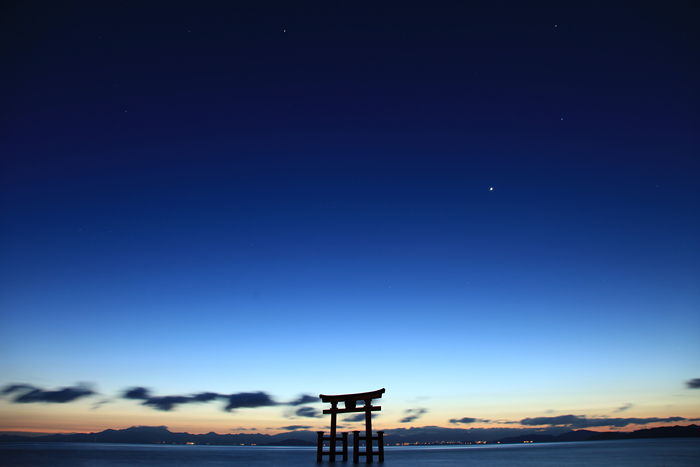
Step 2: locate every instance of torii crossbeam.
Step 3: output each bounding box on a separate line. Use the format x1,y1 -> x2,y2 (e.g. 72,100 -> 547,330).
316,388 -> 385,463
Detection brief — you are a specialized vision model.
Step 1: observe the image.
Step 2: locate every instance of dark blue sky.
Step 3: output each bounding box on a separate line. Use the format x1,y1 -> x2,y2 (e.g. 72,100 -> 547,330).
1,1 -> 698,434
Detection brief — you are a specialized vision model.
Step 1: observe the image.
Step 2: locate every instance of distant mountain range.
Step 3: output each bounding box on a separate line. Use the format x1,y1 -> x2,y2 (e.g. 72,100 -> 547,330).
493,425 -> 699,444
0,425 -> 314,446
493,429 -> 599,444
587,424 -> 700,441
1,424 -> 697,446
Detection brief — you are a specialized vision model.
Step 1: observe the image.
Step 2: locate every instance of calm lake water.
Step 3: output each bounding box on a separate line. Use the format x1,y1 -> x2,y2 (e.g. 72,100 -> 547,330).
0,439 -> 698,467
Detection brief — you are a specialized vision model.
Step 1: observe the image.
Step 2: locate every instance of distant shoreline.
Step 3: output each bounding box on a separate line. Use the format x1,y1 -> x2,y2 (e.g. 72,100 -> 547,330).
1,424 -> 697,446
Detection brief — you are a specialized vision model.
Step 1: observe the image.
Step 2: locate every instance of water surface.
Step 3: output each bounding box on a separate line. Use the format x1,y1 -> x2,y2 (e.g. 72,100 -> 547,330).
1,438 -> 698,467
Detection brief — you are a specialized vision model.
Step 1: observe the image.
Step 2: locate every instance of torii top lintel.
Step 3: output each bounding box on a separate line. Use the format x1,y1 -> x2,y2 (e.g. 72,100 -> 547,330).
319,388 -> 385,414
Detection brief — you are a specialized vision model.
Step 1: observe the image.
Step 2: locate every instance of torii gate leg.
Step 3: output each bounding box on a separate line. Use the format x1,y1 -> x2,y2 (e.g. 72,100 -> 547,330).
329,402 -> 337,461
365,399 -> 373,462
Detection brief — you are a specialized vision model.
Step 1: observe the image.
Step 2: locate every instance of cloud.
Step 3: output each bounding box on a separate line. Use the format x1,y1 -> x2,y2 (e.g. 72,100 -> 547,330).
449,417 -> 490,424
2,383 -> 95,403
449,417 -> 477,424
144,396 -> 202,411
519,415 -> 687,428
224,392 -> 276,411
123,387 -> 219,411
2,384 -> 36,395
91,399 -> 112,410
296,406 -> 322,418
124,387 -> 150,400
280,425 -> 312,431
521,415 -> 583,426
343,413 -> 366,422
686,378 -> 700,389
123,387 -> 275,412
401,408 -> 428,423
192,392 -> 220,402
614,403 -> 633,413
288,394 -> 320,405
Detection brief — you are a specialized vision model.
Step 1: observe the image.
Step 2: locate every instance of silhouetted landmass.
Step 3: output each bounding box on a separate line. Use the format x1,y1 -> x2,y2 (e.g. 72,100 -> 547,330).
493,425 -> 700,444
587,424 -> 700,441
495,430 -> 597,444
1,424 -> 698,446
0,431 -> 54,437
0,425 -> 317,445
382,426 -> 526,444
0,434 -> 38,442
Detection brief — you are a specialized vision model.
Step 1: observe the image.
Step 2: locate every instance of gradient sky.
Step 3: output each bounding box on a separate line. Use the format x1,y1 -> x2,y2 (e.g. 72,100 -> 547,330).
1,1 -> 698,436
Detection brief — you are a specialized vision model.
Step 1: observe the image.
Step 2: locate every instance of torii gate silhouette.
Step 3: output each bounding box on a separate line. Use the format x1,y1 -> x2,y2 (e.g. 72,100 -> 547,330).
317,388 -> 385,463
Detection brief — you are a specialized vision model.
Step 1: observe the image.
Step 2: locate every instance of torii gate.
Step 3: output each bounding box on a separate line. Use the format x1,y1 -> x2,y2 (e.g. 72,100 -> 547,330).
317,388 -> 385,463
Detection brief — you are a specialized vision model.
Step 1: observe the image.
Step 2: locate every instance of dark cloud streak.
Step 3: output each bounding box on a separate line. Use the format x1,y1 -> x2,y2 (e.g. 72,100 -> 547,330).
613,403 -> 633,413
2,384 -> 36,395
449,417 -> 477,424
296,406 -> 321,418
686,378 -> 700,389
224,392 -> 276,412
400,408 -> 427,423
288,395 -> 320,406
2,383 -> 95,403
123,387 -> 151,400
122,387 -> 276,412
343,413 -> 366,422
122,387 -> 221,411
520,415 -> 687,428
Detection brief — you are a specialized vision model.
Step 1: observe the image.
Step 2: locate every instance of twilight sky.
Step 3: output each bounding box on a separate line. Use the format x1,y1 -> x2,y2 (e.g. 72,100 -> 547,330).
1,1 -> 698,436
